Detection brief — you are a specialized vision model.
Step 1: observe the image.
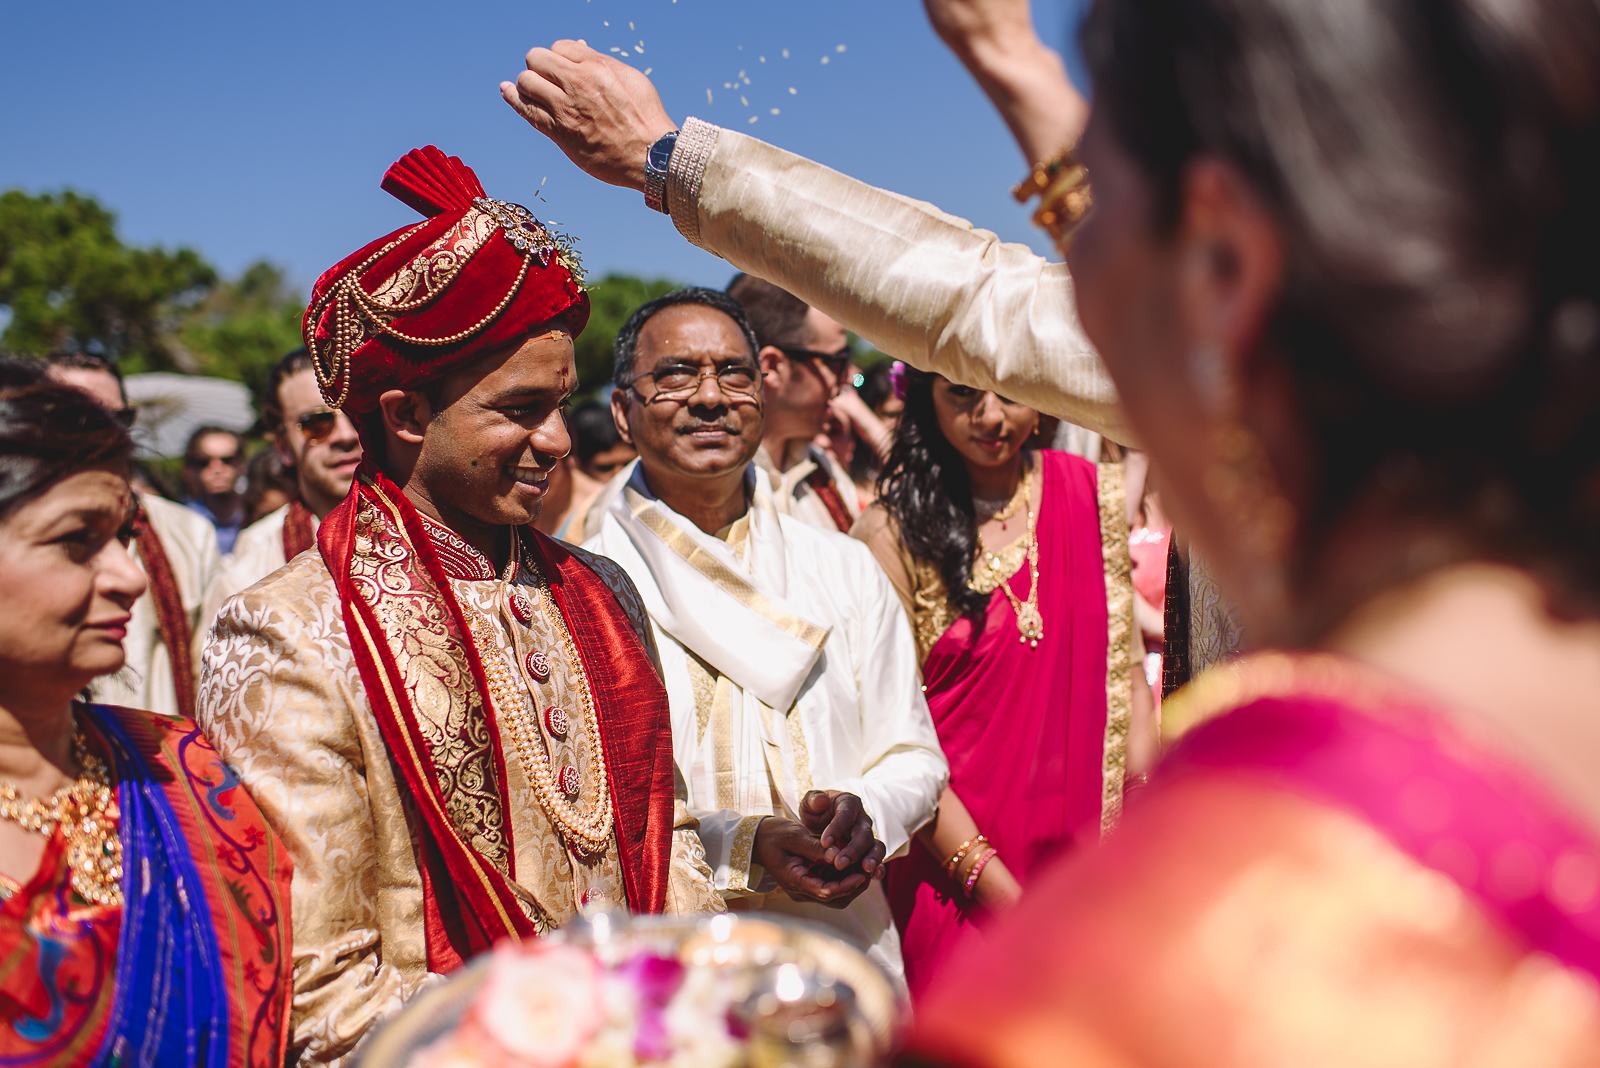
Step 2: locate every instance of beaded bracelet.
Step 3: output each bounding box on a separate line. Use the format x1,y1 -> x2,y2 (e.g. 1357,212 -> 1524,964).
963,847 -> 999,899
944,834 -> 987,879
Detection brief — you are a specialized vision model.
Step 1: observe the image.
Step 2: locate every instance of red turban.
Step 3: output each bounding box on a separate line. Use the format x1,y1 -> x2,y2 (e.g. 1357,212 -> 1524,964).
303,146 -> 590,415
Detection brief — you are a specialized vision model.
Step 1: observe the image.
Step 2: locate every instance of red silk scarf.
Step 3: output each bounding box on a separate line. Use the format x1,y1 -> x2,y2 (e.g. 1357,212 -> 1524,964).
317,468 -> 673,972
133,514 -> 196,720
803,467 -> 855,533
281,499 -> 316,562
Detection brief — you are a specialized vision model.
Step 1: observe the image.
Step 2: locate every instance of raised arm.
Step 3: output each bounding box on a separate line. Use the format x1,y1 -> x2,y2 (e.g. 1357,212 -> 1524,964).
502,41 -> 1129,443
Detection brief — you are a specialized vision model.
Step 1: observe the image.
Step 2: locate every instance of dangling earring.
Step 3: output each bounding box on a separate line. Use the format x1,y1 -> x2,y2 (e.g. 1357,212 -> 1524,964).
1191,341 -> 1298,628
1189,341 -> 1230,412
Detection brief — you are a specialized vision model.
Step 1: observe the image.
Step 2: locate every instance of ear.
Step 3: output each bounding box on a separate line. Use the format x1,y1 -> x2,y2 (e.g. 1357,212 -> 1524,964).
1174,157 -> 1284,411
376,389 -> 434,446
609,386 -> 634,447
759,345 -> 787,386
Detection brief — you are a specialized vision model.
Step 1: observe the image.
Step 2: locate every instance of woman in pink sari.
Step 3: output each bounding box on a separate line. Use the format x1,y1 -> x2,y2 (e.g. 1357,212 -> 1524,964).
892,0 -> 1600,1062
853,369 -> 1155,998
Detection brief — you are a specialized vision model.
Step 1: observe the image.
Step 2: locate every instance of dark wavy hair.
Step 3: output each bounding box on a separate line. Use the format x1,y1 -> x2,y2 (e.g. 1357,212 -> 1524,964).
1083,0 -> 1600,623
0,355 -> 134,522
876,368 -> 991,618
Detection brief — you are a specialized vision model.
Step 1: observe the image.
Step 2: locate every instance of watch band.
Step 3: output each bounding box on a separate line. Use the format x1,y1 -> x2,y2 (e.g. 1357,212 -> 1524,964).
644,130 -> 679,214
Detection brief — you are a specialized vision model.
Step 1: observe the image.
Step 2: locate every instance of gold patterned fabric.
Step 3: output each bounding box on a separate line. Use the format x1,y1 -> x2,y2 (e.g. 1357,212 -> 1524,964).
198,530 -> 718,1065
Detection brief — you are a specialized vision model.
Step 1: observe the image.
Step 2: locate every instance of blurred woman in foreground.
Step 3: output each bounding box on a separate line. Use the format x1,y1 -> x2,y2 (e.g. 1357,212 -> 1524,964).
0,357 -> 291,1066
906,0 -> 1600,1063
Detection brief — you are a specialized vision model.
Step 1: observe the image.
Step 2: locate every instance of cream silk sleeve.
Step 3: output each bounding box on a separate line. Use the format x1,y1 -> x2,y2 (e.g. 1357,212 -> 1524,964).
197,565 -> 423,1065
667,118 -> 1130,444
666,798 -> 731,915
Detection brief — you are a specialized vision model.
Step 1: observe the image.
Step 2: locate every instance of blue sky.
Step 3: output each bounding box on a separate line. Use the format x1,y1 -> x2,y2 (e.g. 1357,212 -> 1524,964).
2,0 -> 1088,295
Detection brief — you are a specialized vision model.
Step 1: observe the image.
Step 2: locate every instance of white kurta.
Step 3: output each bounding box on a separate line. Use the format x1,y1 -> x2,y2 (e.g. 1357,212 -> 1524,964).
93,492 -> 221,716
587,462 -> 948,982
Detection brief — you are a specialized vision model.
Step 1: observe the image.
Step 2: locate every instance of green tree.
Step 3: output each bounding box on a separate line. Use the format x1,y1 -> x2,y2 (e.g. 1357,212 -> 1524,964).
179,260 -> 306,402
0,190 -> 216,369
574,272 -> 686,394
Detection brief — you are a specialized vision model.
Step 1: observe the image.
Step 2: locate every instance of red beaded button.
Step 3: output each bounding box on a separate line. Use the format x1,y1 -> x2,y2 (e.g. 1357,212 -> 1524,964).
544,706 -> 570,739
509,589 -> 534,625
557,764 -> 581,797
524,649 -> 551,682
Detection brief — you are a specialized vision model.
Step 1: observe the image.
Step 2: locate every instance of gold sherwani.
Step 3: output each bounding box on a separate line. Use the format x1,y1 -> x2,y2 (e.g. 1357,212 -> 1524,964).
662,118 -> 1239,679
197,523 -> 720,1065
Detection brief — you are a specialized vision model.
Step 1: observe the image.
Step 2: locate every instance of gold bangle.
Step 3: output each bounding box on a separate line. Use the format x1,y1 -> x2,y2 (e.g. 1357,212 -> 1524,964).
1013,146 -> 1093,250
944,833 -> 987,878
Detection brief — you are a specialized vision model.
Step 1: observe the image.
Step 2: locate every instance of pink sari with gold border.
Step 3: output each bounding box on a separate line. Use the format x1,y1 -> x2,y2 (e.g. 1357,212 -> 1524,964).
888,451 -> 1134,998
906,653 -> 1600,1067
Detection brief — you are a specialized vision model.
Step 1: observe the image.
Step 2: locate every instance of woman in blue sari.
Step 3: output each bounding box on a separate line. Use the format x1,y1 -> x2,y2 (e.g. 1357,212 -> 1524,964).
0,357 -> 292,1066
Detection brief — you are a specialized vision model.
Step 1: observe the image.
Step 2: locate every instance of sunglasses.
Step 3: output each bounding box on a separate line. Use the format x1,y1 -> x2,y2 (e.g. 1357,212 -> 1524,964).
112,407 -> 138,429
185,453 -> 241,470
778,345 -> 853,379
295,408 -> 340,445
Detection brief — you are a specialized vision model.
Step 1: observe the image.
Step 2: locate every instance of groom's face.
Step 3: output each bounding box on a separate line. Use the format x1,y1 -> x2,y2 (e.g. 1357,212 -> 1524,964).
613,304 -> 764,484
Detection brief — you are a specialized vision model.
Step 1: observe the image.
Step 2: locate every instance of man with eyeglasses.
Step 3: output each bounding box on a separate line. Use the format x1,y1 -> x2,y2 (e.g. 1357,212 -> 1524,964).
586,287 -> 946,987
201,348 -> 364,631
43,351 -> 222,721
726,273 -> 865,533
180,425 -> 247,555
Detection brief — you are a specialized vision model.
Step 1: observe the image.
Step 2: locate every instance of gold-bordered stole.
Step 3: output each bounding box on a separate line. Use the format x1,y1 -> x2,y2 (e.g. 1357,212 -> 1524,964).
1096,462 -> 1135,837
349,494 -> 512,875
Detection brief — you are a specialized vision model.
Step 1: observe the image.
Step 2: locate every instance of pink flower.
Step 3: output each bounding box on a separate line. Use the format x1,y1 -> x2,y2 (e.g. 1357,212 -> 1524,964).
469,945 -> 604,1068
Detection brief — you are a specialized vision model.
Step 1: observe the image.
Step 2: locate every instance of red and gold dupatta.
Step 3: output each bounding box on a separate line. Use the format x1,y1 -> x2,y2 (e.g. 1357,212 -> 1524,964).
316,467 -> 674,972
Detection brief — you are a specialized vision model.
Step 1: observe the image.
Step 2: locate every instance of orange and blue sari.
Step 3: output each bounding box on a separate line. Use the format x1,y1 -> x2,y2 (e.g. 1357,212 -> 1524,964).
0,704 -> 291,1067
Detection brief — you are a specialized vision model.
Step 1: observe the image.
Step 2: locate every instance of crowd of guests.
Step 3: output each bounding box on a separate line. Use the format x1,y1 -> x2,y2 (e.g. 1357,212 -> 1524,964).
3,0 -> 1599,1064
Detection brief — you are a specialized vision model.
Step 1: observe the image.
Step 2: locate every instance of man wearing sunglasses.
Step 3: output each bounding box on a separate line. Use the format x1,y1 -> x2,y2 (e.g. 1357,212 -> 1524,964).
726,274 -> 864,534
202,348 -> 363,629
180,425 -> 248,555
43,351 -> 222,722
587,288 -> 946,987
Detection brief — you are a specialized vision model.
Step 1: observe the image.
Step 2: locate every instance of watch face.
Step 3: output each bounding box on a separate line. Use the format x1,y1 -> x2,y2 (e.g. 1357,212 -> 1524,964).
648,133 -> 677,172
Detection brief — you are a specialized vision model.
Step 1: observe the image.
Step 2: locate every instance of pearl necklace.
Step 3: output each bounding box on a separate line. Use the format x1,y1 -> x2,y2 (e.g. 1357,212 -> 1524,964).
471,560 -> 614,858
0,729 -> 123,906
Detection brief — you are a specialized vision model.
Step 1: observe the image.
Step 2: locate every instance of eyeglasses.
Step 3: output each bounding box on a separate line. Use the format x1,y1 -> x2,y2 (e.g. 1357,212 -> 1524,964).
626,361 -> 761,401
778,345 -> 853,380
295,408 -> 339,445
111,407 -> 138,429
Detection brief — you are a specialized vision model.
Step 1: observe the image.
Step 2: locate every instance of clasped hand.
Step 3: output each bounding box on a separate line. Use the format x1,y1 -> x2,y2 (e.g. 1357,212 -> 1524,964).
752,790 -> 885,909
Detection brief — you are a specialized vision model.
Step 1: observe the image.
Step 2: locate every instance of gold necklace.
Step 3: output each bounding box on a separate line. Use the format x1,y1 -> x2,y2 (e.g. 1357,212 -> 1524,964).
471,556 -> 614,857
975,469 -> 1045,648
0,729 -> 123,907
973,470 -> 1029,527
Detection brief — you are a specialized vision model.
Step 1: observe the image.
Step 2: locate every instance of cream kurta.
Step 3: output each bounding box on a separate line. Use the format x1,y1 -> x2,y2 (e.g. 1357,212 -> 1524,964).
93,492 -> 220,716
587,463 -> 948,983
755,442 -> 862,534
197,503 -> 317,652
198,526 -> 721,1065
663,118 -> 1237,677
